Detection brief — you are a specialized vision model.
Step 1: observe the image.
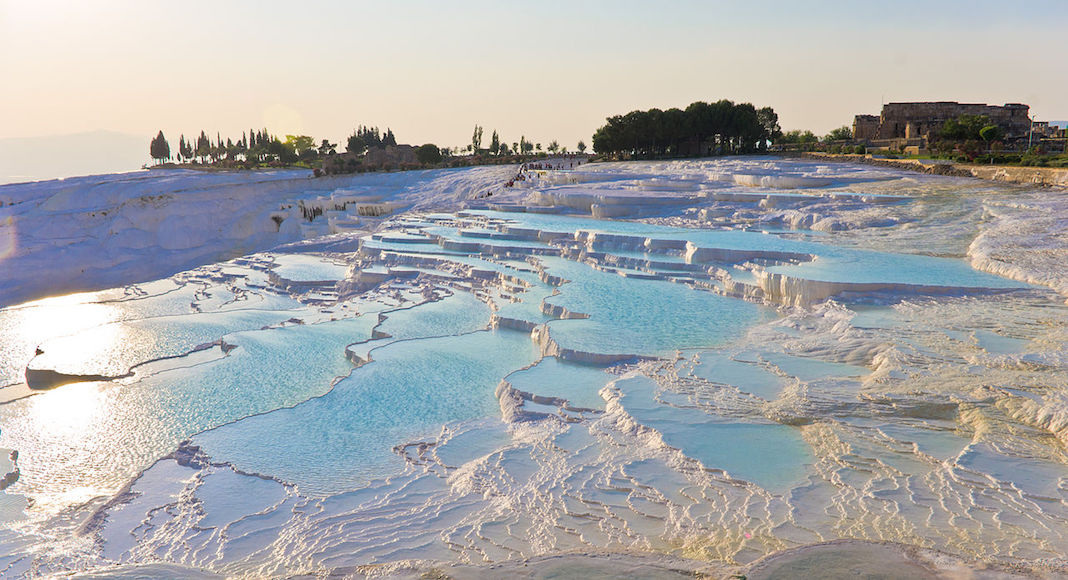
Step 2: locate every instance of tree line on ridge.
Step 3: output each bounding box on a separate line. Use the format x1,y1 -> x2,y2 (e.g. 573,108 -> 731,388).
591,100 -> 782,158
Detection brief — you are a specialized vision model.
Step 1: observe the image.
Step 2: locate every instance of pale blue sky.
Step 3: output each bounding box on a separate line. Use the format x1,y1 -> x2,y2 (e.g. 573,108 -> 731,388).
2,0 -> 1065,150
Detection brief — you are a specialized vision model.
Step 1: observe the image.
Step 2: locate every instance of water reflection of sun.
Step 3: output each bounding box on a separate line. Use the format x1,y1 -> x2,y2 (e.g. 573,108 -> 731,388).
2,293 -> 122,379
17,293 -> 118,337
28,381 -> 107,436
1,294 -> 125,513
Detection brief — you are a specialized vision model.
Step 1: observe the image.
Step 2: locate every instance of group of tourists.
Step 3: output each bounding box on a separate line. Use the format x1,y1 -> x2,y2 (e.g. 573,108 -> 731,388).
504,155 -> 586,188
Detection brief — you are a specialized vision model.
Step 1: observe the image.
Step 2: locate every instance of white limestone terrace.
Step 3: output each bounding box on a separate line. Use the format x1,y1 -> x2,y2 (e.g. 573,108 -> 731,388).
1,157 -> 1062,307
0,166 -> 512,308
0,158 -> 1066,578
499,161 -> 907,221
486,158 -> 1068,302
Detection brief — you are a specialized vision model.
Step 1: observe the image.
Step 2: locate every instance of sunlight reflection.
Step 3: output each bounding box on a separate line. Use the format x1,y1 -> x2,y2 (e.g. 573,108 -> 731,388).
30,323 -> 130,377
28,381 -> 107,437
11,293 -> 118,340
0,294 -> 122,384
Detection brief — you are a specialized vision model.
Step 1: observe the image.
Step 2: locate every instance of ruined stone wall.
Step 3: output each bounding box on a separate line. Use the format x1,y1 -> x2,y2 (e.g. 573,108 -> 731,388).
876,102 -> 1030,140
362,145 -> 417,166
853,115 -> 880,141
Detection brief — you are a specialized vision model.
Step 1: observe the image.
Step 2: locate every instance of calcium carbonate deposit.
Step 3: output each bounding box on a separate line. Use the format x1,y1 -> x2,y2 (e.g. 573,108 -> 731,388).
0,158 -> 1066,578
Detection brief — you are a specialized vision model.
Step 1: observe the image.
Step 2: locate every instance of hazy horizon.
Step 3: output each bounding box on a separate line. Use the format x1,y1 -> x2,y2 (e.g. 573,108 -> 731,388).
2,0 -> 1067,171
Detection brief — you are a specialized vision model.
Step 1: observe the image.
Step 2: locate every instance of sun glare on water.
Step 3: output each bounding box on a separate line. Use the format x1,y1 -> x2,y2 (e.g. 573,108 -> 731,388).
27,381 -> 107,437
10,293 -> 118,339
10,293 -> 120,353
0,293 -> 125,396
0,296 -> 127,513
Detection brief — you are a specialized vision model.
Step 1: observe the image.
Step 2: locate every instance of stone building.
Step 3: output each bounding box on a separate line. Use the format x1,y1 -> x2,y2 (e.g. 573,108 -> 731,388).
362,144 -> 417,166
1031,121 -> 1068,139
852,115 -> 880,141
853,102 -> 1030,146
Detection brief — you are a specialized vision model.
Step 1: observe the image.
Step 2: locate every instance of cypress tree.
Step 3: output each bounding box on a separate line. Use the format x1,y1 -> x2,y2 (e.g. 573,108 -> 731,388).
150,130 -> 171,164
196,130 -> 210,163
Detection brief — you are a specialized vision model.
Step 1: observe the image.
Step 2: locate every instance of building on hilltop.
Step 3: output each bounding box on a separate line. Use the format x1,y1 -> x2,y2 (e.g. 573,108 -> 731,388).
853,102 -> 1031,149
1030,121 -> 1068,139
362,144 -> 417,166
852,115 -> 881,141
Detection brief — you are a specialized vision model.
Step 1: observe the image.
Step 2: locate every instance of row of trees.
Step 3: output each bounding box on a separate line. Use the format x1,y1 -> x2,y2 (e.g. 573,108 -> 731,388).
473,125 -> 587,157
345,126 -> 397,155
152,122 -> 590,169
151,126 -> 405,167
150,128 -> 341,165
591,100 -> 781,158
776,129 -> 820,145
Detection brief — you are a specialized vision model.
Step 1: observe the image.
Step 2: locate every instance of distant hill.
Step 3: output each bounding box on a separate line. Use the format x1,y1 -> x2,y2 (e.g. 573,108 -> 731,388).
0,130 -> 148,185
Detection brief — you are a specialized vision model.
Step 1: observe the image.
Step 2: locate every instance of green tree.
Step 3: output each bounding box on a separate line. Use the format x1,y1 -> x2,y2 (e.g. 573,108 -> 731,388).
353,126 -> 382,149
383,128 -> 396,147
577,140 -> 587,153
684,101 -> 714,156
269,137 -> 295,162
214,132 -> 224,161
472,125 -> 483,153
941,115 -> 990,141
490,130 -> 500,155
149,130 -> 170,164
757,106 -> 782,148
195,131 -> 211,163
346,132 -> 367,155
416,143 -> 442,164
593,100 -> 772,157
547,140 -> 559,153
824,126 -> 853,142
979,125 -> 1004,142
786,130 -> 818,144
318,139 -> 337,155
284,135 -> 316,157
